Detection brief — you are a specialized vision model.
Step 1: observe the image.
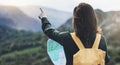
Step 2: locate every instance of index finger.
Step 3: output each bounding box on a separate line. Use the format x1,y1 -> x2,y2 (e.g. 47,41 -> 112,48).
40,8 -> 44,13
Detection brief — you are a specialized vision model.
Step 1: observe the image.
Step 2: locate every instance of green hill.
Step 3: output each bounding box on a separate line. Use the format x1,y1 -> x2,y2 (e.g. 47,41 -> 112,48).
0,25 -> 53,65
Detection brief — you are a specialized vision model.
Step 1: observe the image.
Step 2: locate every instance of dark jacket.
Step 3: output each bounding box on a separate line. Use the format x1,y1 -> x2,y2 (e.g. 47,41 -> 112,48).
41,17 -> 110,65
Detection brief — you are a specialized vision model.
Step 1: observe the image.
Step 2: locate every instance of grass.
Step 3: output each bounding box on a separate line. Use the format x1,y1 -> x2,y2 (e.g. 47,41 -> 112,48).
0,47 -> 43,59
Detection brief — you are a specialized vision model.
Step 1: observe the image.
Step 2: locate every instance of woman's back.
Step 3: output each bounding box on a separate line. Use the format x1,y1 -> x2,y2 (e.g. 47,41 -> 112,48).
40,18 -> 109,64
59,32 -> 108,65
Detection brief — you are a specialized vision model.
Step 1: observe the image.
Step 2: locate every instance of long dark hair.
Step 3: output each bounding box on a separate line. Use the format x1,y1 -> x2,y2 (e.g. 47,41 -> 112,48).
73,3 -> 100,47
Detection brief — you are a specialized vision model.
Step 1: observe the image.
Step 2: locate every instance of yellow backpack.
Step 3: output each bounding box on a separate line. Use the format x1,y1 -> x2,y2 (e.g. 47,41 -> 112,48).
71,33 -> 106,65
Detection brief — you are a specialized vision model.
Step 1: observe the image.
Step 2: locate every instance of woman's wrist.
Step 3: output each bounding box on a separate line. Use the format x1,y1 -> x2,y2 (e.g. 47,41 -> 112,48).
41,16 -> 47,19
41,17 -> 50,24
41,17 -> 47,20
39,16 -> 47,20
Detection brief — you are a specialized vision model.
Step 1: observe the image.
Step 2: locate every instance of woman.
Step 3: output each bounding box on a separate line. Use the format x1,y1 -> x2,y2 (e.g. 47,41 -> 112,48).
39,3 -> 110,65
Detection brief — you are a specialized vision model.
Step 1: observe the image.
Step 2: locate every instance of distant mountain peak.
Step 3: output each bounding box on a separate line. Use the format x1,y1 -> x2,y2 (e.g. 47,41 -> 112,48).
0,6 -> 72,32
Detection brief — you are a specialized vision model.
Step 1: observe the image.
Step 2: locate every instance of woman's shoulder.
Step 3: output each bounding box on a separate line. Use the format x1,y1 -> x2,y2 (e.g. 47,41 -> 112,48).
90,33 -> 107,45
92,33 -> 106,41
99,34 -> 107,49
100,34 -> 107,42
54,31 -> 71,39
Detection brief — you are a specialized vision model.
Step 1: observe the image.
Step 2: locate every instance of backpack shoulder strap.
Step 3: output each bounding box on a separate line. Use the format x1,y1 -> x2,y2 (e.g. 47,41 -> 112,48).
92,33 -> 101,49
70,33 -> 85,49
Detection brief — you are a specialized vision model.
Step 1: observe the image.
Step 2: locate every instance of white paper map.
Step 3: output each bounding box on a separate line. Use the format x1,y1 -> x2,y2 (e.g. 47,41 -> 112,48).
47,39 -> 66,65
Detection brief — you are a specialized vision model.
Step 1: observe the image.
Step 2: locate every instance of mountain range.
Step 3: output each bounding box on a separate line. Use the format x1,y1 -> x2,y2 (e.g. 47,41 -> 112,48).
0,6 -> 120,43
0,6 -> 71,32
0,6 -> 41,31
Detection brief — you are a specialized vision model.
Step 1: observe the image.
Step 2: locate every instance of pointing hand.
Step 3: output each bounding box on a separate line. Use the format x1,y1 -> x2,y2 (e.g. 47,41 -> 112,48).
38,8 -> 47,19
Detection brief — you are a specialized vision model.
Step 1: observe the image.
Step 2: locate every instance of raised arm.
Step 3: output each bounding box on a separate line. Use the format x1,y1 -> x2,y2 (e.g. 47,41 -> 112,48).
38,8 -> 68,46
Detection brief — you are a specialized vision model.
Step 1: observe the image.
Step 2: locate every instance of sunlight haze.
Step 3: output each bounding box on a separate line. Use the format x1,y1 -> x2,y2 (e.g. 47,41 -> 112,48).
0,0 -> 120,12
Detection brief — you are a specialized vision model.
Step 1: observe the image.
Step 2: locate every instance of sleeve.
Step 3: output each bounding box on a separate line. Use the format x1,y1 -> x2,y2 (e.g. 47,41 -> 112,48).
99,36 -> 110,64
41,17 -> 68,46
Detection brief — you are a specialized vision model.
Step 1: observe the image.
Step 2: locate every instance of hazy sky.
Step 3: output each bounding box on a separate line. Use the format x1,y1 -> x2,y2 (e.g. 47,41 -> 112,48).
0,0 -> 120,12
